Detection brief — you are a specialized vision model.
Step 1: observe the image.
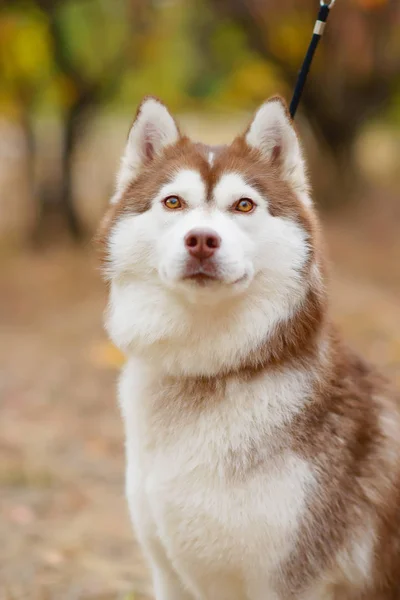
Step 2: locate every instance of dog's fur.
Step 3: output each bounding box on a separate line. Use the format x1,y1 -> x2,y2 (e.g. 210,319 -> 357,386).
97,96 -> 400,599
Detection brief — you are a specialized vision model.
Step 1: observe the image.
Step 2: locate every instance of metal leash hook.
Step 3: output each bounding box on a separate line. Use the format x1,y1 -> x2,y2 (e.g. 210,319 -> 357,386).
289,0 -> 336,119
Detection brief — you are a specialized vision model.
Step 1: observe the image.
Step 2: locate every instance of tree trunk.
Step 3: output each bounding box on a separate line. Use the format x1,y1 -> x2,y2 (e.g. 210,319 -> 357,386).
59,98 -> 92,239
33,98 -> 92,243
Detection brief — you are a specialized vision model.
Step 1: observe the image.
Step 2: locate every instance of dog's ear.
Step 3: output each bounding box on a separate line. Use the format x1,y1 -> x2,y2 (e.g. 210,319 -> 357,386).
245,97 -> 308,193
111,96 -> 180,204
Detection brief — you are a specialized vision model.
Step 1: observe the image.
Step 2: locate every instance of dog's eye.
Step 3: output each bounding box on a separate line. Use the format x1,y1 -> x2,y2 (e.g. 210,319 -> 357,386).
164,196 -> 182,210
234,198 -> 255,213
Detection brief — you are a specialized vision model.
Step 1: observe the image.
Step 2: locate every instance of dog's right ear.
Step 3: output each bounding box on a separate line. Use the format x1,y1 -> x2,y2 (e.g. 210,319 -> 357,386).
111,96 -> 180,204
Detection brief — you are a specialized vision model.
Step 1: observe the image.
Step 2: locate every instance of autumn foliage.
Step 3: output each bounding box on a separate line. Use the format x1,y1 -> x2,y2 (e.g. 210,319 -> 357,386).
0,0 -> 399,239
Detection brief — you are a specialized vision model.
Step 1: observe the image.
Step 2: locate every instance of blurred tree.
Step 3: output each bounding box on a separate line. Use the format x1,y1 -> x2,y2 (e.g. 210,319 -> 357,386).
186,4 -> 285,108
117,0 -> 196,111
1,0 -> 399,245
206,0 -> 400,205
36,0 -> 147,239
0,4 -> 52,223
1,0 -> 152,240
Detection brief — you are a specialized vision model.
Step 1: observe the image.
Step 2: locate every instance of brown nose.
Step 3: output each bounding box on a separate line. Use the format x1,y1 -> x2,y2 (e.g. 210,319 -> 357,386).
184,228 -> 221,260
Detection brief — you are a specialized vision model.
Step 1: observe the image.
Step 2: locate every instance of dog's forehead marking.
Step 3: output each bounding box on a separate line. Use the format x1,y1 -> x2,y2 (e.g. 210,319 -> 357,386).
157,166 -> 267,211
208,151 -> 215,167
160,167 -> 259,209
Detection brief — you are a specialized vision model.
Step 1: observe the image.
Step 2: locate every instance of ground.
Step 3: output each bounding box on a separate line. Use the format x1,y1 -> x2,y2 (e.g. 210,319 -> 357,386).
1,205 -> 400,600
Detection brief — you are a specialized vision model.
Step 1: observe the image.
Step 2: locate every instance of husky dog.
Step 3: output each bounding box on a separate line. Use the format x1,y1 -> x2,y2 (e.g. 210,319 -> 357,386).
97,96 -> 400,599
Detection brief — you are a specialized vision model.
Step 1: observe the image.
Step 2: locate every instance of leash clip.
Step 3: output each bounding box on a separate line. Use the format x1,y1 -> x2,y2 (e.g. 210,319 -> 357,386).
320,0 -> 336,6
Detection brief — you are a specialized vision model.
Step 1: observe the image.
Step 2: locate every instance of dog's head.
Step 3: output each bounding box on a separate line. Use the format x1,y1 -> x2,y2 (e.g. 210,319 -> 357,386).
97,97 -> 325,376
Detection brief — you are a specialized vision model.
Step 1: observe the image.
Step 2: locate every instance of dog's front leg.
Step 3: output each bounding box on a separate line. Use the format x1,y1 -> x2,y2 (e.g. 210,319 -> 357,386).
144,538 -> 194,600
150,560 -> 194,600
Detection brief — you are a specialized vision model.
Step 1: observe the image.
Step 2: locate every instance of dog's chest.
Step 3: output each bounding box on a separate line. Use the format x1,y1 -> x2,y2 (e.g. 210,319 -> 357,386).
139,447 -> 310,564
120,361 -> 315,593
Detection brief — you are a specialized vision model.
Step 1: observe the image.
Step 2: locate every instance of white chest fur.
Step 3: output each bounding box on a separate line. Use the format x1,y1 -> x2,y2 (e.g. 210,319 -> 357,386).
119,358 -> 316,600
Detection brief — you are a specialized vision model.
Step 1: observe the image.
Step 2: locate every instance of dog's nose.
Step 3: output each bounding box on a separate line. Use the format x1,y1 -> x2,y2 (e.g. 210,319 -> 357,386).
184,228 -> 221,260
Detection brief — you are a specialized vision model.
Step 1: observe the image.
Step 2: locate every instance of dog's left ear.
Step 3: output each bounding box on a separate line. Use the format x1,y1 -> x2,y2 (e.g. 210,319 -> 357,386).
245,97 -> 308,193
111,96 -> 180,204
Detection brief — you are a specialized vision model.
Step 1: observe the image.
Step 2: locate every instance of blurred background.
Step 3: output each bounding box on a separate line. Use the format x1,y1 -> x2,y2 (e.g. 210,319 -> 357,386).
1,0 -> 399,598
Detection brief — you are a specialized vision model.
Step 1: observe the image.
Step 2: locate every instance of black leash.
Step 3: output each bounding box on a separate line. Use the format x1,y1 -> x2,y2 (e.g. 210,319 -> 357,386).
290,0 -> 336,119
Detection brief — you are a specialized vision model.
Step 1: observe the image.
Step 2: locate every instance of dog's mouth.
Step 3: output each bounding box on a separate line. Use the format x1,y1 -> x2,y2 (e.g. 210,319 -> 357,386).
181,260 -> 248,288
184,272 -> 218,286
182,266 -> 219,287
181,257 -> 219,285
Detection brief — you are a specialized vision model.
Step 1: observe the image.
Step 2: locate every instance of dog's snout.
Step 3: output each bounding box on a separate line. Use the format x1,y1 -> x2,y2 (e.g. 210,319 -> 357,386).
184,228 -> 221,260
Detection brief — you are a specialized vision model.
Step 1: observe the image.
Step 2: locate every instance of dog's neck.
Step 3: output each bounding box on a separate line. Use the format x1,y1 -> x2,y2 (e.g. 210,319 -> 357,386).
124,284 -> 333,445
117,263 -> 331,388
234,285 -> 328,375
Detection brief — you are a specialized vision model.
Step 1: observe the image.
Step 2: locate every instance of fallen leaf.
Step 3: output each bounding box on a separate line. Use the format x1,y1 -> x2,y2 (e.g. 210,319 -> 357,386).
88,341 -> 125,368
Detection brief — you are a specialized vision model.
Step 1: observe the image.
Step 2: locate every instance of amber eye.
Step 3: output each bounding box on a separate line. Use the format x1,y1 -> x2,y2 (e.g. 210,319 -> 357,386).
234,198 -> 255,213
164,196 -> 182,210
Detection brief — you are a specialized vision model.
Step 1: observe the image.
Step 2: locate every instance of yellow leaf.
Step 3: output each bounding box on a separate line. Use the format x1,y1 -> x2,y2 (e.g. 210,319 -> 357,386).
121,594 -> 136,600
88,341 -> 125,368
